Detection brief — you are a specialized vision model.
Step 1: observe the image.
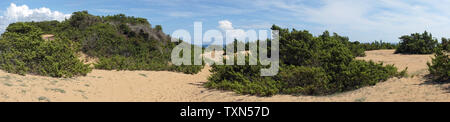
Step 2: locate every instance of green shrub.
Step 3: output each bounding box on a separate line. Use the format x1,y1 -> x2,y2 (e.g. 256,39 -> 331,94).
442,38 -> 450,52
335,60 -> 405,91
427,46 -> 449,82
359,40 -> 398,51
102,14 -> 149,25
278,66 -> 331,95
0,11 -> 203,77
0,22 -> 91,77
206,25 -> 406,96
205,58 -> 281,96
395,31 -> 438,54
4,11 -> 203,75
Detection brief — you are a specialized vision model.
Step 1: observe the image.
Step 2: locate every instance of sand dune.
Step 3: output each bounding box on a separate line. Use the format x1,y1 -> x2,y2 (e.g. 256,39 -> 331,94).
0,50 -> 448,102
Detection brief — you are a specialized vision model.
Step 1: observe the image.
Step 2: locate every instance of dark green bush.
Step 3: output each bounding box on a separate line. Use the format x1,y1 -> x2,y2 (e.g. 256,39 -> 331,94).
359,40 -> 398,51
5,11 -> 203,75
395,31 -> 438,54
102,14 -> 149,25
0,11 -> 203,77
427,46 -> 449,82
0,22 -> 91,77
442,38 -> 450,52
205,57 -> 281,96
206,25 -> 407,96
278,66 -> 331,95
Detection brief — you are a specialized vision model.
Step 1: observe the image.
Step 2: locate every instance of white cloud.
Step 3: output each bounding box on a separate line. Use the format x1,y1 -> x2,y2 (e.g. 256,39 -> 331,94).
216,20 -> 270,45
218,20 -> 234,30
250,0 -> 450,42
0,3 -> 71,33
218,20 -> 247,42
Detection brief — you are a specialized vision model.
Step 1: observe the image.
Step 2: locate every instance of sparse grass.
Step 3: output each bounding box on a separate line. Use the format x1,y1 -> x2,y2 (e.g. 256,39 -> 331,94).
91,76 -> 103,78
38,96 -> 50,102
82,95 -> 88,99
75,90 -> 85,93
355,97 -> 367,102
3,83 -> 13,87
139,73 -> 147,77
19,83 -> 27,87
46,88 -> 66,93
50,80 -> 58,85
0,75 -> 12,80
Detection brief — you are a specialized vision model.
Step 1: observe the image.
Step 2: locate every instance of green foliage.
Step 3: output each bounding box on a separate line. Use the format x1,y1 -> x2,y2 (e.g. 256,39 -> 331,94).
206,25 -> 406,96
155,25 -> 163,31
395,31 -> 438,54
278,66 -> 331,95
442,38 -> 450,52
427,46 -> 449,82
359,40 -> 398,51
0,22 -> 91,77
68,11 -> 102,30
0,11 -> 203,77
102,14 -> 149,25
205,57 -> 281,96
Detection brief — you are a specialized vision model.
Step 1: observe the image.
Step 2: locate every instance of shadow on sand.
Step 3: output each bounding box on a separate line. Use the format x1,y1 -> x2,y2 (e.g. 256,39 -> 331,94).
420,74 -> 450,93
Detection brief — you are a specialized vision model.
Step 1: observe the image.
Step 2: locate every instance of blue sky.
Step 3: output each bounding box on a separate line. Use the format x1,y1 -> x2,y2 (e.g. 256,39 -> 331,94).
1,0 -> 450,43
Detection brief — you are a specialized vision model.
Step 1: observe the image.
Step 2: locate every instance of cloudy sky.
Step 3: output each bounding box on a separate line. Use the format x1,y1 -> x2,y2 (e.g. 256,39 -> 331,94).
0,0 -> 449,43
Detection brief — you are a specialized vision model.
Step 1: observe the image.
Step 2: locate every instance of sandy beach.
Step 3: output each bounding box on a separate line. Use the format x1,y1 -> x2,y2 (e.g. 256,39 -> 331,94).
0,49 -> 448,102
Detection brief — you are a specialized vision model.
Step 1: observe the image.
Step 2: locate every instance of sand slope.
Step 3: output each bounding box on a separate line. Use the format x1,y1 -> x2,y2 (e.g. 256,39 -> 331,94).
0,50 -> 448,102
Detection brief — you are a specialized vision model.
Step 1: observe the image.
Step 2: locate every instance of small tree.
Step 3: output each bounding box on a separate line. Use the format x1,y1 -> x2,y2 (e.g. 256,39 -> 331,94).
155,25 -> 162,32
442,38 -> 450,52
395,31 -> 438,54
427,46 -> 449,82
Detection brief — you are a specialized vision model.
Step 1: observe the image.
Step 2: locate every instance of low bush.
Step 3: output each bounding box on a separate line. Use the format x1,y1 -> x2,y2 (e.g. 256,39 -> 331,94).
205,58 -> 281,96
278,66 -> 331,95
206,25 -> 407,96
0,22 -> 91,77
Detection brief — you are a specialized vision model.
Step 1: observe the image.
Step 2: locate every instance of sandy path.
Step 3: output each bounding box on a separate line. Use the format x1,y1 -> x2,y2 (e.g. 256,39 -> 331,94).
0,50 -> 448,102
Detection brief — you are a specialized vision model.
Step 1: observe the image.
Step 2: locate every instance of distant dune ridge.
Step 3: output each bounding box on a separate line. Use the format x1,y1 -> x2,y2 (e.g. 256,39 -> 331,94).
0,50 -> 448,102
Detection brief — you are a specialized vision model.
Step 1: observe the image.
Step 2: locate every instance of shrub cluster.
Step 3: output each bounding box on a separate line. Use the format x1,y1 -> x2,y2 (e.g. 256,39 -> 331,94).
395,31 -> 438,54
0,22 -> 91,77
205,25 -> 407,96
70,11 -> 203,74
0,11 -> 203,77
442,38 -> 450,52
359,40 -> 398,51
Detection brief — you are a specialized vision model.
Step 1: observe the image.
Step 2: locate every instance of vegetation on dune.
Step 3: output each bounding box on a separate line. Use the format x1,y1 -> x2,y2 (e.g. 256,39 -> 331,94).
0,11 -> 203,77
395,31 -> 438,54
205,25 -> 407,96
358,40 -> 398,51
0,10 -> 442,96
0,22 -> 91,77
442,38 -> 450,52
427,45 -> 449,82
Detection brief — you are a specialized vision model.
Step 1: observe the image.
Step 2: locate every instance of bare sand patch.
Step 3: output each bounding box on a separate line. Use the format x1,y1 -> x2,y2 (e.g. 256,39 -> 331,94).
0,49 -> 448,102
